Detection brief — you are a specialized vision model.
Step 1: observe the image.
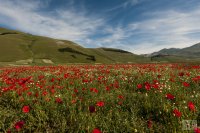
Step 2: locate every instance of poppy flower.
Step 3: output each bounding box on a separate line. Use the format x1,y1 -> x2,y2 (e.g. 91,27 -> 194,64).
194,127 -> 200,133
144,83 -> 151,91
166,93 -> 175,100
188,101 -> 195,112
89,105 -> 96,113
90,88 -> 99,93
118,101 -> 123,105
118,95 -> 124,99
137,84 -> 142,89
96,101 -> 104,107
71,99 -> 76,104
92,128 -> 101,133
22,105 -> 30,113
7,129 -> 11,133
183,82 -> 190,87
147,119 -> 153,128
55,98 -> 63,103
179,72 -> 184,76
14,121 -> 25,131
173,109 -> 182,118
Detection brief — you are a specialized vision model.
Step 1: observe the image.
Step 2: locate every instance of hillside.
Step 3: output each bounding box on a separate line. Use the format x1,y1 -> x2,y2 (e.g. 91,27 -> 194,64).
0,27 -> 150,65
150,43 -> 200,62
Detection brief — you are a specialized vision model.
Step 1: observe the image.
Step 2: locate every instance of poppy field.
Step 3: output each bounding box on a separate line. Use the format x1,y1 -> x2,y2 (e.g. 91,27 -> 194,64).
0,64 -> 200,132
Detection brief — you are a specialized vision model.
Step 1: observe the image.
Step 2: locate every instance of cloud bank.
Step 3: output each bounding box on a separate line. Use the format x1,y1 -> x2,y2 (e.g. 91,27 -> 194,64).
0,0 -> 104,42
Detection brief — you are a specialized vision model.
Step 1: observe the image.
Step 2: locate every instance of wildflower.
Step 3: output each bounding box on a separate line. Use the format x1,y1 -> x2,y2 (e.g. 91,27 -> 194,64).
89,105 -> 96,113
50,78 -> 55,82
173,109 -> 182,118
166,93 -> 175,100
188,101 -> 195,112
22,105 -> 30,113
194,127 -> 200,133
96,101 -> 104,107
14,121 -> 25,131
147,119 -> 153,128
90,88 -> 98,93
71,99 -> 76,104
118,95 -> 124,99
55,98 -> 63,103
137,84 -> 142,89
144,83 -> 151,91
183,82 -> 190,87
92,128 -> 101,133
179,72 -> 184,76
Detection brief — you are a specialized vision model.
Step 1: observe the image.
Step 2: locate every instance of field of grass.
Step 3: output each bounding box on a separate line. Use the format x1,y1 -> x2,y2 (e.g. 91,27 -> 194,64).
0,64 -> 200,132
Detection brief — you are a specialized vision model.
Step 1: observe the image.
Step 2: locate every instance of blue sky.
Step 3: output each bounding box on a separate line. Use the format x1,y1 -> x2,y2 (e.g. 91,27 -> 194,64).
0,0 -> 200,54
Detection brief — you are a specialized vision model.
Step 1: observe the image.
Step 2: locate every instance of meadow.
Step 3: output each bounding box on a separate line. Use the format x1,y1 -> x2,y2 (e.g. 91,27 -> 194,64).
0,64 -> 200,132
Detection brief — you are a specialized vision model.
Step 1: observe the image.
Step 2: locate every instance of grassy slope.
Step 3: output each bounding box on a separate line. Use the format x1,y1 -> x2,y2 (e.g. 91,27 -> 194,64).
150,42 -> 200,62
0,27 -> 150,65
90,48 -> 150,63
151,55 -> 200,63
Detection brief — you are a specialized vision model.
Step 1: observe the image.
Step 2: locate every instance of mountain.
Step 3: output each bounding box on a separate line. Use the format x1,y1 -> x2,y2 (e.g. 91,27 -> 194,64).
150,43 -> 200,62
0,27 -> 150,65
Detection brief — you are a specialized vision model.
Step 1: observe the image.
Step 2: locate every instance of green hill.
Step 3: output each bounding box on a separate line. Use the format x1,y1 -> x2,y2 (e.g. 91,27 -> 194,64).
0,27 -> 150,65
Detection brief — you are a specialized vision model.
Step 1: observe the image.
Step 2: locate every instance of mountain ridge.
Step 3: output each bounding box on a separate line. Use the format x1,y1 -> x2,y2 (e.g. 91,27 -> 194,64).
151,42 -> 200,57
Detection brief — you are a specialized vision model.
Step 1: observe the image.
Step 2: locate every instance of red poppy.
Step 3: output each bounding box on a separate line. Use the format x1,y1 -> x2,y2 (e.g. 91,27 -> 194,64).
42,91 -> 48,96
137,84 -> 142,89
118,95 -> 124,99
183,82 -> 190,87
92,128 -> 102,133
22,105 -> 30,113
173,109 -> 182,118
147,119 -> 153,128
89,105 -> 96,113
74,89 -> 78,93
166,93 -> 175,100
71,99 -> 76,104
194,127 -> 200,133
55,98 -> 63,103
90,88 -> 98,93
96,101 -> 104,107
144,83 -> 151,91
105,86 -> 110,91
14,121 -> 25,131
118,101 -> 123,105
50,78 -> 55,82
179,72 -> 184,77
188,101 -> 195,112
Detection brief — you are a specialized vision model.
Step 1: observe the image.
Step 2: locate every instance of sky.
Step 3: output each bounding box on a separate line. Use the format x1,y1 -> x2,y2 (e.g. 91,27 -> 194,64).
0,0 -> 200,54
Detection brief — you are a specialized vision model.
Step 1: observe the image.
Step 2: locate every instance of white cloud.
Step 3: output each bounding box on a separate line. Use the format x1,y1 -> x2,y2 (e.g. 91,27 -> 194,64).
127,9 -> 200,54
96,8 -> 200,54
105,0 -> 141,12
124,0 -> 140,7
0,0 -> 104,42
